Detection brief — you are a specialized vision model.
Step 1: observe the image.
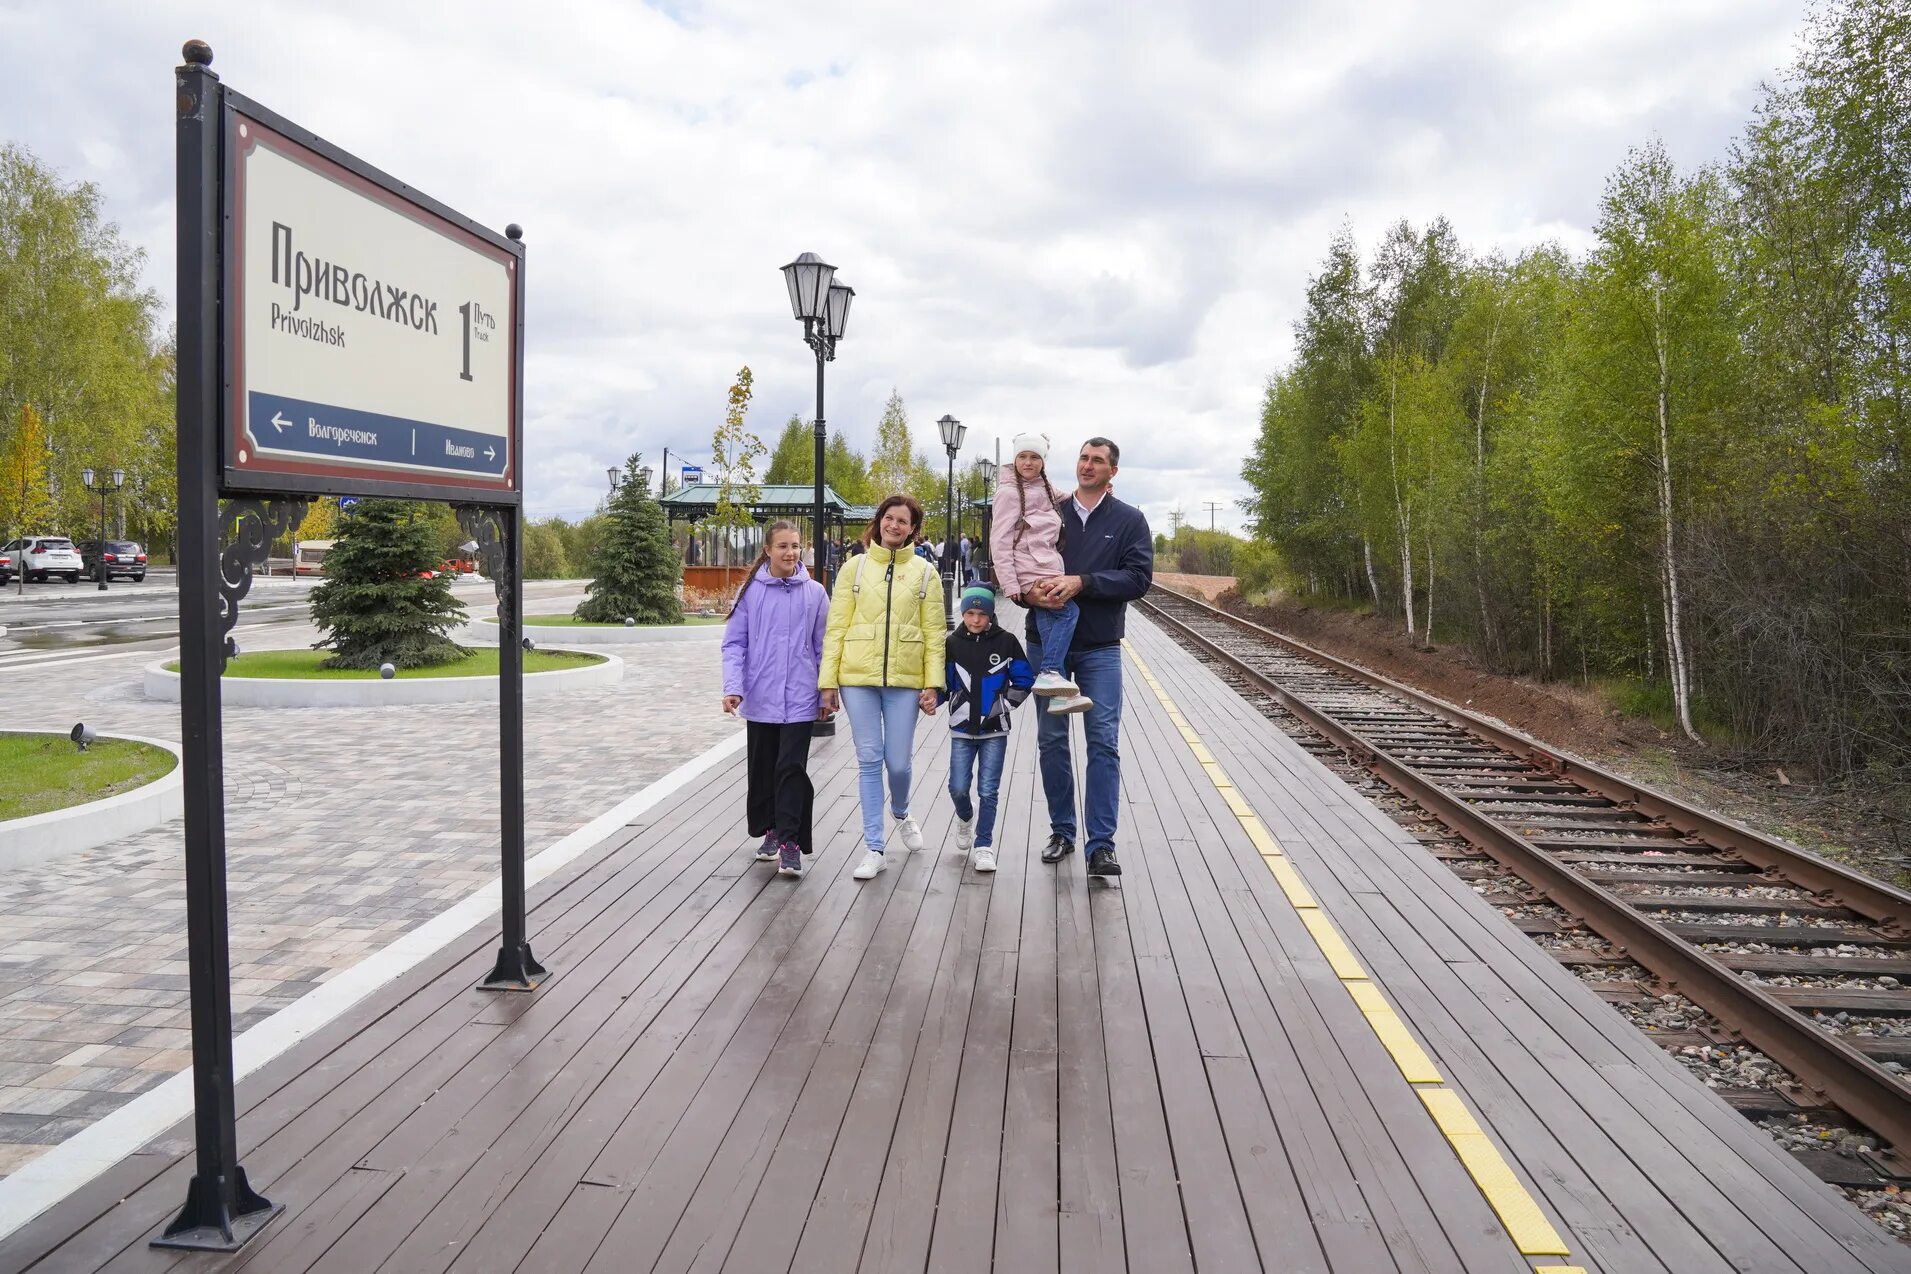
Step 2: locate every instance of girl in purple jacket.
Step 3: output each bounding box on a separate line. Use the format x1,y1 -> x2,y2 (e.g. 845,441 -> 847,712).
722,520 -> 829,877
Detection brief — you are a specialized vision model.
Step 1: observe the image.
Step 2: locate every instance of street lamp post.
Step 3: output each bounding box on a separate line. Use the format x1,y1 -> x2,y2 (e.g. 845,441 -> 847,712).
782,252 -> 854,736
936,414 -> 966,623
971,456 -> 997,588
607,465 -> 621,492
81,466 -> 126,591
779,252 -> 853,592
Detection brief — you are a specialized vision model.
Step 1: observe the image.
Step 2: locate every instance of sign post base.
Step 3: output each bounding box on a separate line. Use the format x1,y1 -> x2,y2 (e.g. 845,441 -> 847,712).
479,940 -> 546,992
151,1169 -> 282,1252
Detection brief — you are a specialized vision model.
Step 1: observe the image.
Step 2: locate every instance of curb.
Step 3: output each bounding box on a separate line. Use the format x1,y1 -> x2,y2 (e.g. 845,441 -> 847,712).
141,650 -> 623,707
464,619 -> 723,645
0,731 -> 183,870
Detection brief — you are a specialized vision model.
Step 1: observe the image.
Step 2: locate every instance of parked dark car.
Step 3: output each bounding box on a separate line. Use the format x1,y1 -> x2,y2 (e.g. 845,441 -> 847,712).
75,539 -> 148,582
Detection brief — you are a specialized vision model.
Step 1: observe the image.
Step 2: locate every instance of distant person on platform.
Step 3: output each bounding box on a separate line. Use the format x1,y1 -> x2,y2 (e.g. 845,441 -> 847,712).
1021,437 -> 1153,877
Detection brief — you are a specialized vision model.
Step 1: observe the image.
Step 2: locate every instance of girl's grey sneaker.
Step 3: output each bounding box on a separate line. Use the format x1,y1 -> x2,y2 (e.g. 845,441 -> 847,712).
955,817 -> 974,851
777,840 -> 803,878
753,835 -> 778,862
1047,694 -> 1093,715
896,816 -> 924,852
853,850 -> 886,880
1032,669 -> 1077,697
971,847 -> 997,873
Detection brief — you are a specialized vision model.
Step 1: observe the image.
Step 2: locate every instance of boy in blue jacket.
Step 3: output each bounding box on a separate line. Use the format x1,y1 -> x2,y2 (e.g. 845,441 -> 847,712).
942,586 -> 1035,873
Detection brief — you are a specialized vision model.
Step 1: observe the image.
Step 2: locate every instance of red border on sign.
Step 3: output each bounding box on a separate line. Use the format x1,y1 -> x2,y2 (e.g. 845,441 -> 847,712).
224,112 -> 519,495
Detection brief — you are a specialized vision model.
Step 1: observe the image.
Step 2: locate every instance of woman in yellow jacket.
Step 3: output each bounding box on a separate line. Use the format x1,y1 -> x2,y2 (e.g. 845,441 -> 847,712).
819,494 -> 947,880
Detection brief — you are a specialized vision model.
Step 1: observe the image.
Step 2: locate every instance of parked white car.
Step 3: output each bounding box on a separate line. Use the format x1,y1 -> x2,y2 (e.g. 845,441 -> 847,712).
0,536 -> 85,584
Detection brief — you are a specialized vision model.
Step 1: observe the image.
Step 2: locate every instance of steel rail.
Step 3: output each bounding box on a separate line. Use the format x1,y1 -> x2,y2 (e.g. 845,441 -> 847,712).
1146,588 -> 1911,930
1139,587 -> 1911,1154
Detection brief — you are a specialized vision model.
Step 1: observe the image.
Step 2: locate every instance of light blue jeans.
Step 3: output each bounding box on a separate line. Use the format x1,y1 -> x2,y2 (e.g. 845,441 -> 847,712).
840,686 -> 920,851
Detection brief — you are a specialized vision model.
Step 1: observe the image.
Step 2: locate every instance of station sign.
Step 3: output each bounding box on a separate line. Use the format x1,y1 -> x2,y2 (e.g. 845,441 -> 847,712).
220,97 -> 521,504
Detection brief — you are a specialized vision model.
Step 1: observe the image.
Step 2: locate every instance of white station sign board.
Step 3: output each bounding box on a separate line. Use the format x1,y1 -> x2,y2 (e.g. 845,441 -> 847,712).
223,109 -> 520,501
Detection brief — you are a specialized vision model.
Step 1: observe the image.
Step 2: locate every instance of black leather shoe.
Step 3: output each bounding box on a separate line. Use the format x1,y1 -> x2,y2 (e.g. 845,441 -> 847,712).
1086,848 -> 1122,877
1040,833 -> 1075,864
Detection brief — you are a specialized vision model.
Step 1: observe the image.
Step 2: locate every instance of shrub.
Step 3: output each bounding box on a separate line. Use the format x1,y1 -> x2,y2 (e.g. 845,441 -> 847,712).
576,453 -> 681,623
309,499 -> 468,668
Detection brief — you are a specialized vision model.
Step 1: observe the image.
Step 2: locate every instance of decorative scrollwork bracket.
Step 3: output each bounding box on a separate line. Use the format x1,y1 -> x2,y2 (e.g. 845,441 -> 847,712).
218,497 -> 309,670
454,505 -> 514,630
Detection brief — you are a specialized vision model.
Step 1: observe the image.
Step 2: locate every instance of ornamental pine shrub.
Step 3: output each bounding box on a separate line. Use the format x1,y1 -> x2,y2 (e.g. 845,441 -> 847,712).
309,499 -> 468,668
575,453 -> 681,624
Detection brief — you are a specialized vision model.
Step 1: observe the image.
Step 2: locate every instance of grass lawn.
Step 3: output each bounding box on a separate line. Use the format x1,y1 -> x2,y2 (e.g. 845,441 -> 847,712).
486,614 -> 724,627
162,648 -> 605,679
0,732 -> 177,821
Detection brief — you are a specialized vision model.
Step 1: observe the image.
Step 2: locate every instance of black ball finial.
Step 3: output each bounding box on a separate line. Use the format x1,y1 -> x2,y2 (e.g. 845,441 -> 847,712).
182,40 -> 213,66
505,224 -> 523,241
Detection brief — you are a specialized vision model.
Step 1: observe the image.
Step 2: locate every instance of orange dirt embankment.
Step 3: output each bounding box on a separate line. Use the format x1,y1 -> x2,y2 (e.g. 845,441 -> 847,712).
1153,572 -> 1236,603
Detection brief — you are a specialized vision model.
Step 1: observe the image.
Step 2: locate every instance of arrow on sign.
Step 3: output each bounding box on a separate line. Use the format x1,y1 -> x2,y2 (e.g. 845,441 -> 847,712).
270,412 -> 291,433
484,445 -> 497,461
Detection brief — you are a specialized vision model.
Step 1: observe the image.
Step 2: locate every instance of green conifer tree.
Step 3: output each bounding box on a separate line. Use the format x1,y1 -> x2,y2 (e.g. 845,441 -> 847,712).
576,453 -> 681,623
308,499 -> 468,668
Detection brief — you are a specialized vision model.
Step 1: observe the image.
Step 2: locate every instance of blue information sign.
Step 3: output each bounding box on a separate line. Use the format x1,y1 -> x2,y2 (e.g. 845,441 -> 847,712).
247,391 -> 509,479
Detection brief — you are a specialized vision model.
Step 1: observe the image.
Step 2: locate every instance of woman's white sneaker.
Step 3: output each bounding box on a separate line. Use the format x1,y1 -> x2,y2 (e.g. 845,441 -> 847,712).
954,817 -> 974,851
971,847 -> 997,873
1032,669 -> 1078,697
853,850 -> 886,880
896,817 -> 924,851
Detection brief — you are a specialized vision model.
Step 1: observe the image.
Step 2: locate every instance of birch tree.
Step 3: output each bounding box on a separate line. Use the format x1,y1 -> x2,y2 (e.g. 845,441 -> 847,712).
1578,141 -> 1739,742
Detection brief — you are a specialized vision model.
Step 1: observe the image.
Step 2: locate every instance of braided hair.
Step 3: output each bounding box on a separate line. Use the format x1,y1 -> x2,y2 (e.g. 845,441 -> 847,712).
1011,456 -> 1060,557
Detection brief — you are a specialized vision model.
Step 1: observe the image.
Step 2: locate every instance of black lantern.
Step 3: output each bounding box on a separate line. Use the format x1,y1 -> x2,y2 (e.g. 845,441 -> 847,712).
825,280 -> 855,341
780,252 -> 836,322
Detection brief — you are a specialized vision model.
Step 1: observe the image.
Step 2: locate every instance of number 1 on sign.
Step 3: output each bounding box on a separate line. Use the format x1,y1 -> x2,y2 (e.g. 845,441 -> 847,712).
457,302 -> 475,382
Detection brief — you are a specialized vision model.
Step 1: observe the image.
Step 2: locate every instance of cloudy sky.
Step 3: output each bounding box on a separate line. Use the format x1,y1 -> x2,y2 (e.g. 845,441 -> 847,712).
1,0 -> 1806,529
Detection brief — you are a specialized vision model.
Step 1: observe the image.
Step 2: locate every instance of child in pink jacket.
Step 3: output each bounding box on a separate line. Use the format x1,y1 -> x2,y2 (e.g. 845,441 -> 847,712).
991,433 -> 1091,714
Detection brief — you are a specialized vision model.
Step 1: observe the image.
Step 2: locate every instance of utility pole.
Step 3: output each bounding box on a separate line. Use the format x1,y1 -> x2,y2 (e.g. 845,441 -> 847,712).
1203,501 -> 1224,531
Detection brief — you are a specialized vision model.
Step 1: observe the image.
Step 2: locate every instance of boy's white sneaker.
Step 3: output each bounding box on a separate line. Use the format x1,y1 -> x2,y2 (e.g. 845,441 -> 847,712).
1047,694 -> 1093,715
852,850 -> 886,880
954,817 -> 974,851
1032,670 -> 1078,697
971,847 -> 997,873
896,817 -> 924,851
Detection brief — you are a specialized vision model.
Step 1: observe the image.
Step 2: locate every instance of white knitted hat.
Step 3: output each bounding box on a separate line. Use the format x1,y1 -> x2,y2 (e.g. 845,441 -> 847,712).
1010,432 -> 1049,460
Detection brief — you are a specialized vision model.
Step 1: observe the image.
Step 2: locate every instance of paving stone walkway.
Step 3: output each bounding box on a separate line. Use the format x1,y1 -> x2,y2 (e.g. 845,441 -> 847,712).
0,617 -> 732,1179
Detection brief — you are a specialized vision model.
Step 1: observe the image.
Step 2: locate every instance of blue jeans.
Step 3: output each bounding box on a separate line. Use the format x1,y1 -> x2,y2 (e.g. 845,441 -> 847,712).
1028,639 -> 1123,855
948,734 -> 1007,847
1031,599 -> 1079,675
840,686 -> 920,851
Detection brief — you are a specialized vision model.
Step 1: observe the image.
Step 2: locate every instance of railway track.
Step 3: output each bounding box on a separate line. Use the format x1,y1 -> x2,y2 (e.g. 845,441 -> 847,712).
1139,584 -> 1911,1180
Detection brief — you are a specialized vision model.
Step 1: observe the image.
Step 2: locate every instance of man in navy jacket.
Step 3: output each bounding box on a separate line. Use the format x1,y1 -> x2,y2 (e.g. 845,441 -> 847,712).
1023,437 -> 1154,876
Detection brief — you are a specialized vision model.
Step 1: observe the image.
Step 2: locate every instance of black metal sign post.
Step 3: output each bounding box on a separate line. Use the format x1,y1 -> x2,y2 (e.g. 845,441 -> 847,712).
454,498 -> 542,990
160,39 -> 530,1251
158,47 -> 285,1250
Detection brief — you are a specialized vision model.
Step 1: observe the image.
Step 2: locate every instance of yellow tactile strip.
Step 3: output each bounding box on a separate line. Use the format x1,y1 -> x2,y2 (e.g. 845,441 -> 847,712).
1125,641 -> 1577,1262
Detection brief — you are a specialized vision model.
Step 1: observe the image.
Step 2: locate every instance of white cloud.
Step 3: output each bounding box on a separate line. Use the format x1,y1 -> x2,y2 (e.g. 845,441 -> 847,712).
0,0 -> 1807,531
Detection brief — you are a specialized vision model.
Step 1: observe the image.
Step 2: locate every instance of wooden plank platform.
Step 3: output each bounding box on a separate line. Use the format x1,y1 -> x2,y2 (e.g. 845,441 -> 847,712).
1,614 -> 1902,1273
